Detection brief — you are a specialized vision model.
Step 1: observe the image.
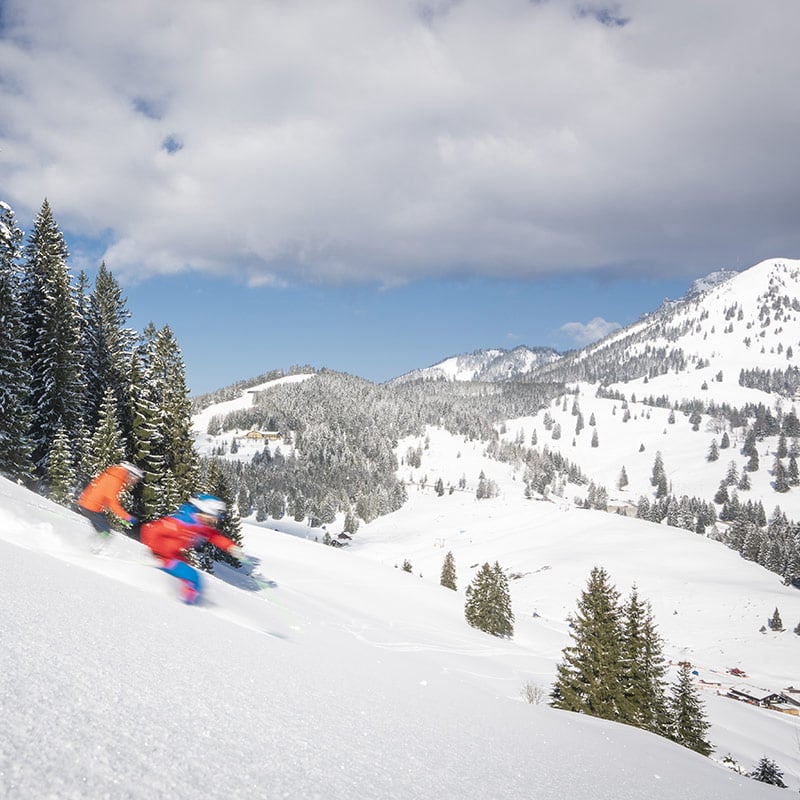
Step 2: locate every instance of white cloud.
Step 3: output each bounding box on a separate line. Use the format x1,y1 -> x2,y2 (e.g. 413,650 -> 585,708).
560,316 -> 621,346
1,0 -> 799,285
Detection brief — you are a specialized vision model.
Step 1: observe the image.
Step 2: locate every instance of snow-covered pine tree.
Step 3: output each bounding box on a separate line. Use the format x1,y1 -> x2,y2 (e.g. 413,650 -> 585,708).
789,455 -> 799,486
21,200 -> 85,482
667,662 -> 712,756
46,426 -> 77,505
617,466 -> 628,490
440,550 -> 457,590
620,587 -> 670,735
128,351 -> 163,521
768,607 -> 784,631
0,200 -> 34,481
650,452 -> 665,487
550,566 -> 625,721
142,324 -> 197,507
749,756 -> 787,787
82,262 -> 136,441
773,458 -> 790,493
83,386 -> 125,481
464,562 -> 514,638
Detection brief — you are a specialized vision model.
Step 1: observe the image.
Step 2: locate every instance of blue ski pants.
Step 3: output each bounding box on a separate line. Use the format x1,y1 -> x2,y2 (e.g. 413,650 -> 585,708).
160,558 -> 203,604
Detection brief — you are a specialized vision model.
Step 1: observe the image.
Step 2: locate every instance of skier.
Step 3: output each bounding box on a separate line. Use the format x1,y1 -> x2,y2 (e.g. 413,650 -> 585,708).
77,461 -> 143,535
139,494 -> 243,605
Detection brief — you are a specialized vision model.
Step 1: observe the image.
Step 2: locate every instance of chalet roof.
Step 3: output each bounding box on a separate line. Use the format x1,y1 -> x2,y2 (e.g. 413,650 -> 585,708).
728,684 -> 780,701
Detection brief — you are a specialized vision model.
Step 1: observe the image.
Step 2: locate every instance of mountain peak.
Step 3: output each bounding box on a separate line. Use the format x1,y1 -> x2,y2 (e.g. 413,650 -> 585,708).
391,345 -> 561,383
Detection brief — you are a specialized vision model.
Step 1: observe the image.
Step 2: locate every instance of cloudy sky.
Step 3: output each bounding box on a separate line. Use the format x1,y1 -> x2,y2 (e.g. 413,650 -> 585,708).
2,0 -> 798,392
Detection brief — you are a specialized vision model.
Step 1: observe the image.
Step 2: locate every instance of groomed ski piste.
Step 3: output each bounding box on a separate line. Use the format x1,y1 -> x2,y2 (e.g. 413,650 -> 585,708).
1,472 -> 797,799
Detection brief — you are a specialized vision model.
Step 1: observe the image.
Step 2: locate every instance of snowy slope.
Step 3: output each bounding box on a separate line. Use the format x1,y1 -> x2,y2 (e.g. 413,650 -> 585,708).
581,258 -> 800,408
191,372 -> 313,460
0,476 -> 790,798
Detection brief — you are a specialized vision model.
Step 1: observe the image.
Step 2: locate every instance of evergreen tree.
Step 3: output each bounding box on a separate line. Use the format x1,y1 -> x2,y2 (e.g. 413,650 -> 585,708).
401,559 -> 413,573
440,550 -> 457,591
650,452 -> 665,487
617,466 -> 629,490
464,561 -> 514,637
46,426 -> 77,505
83,386 -> 125,480
21,200 -> 85,481
742,427 -> 757,457
550,567 -> 625,720
706,439 -> 719,462
750,756 -> 787,787
591,428 -> 599,448
620,587 -> 670,734
0,200 -> 34,481
143,324 -> 197,505
724,460 -> 739,486
788,455 -> 799,486
667,662 -> 713,756
269,491 -> 287,521
82,262 -> 136,437
128,351 -> 163,521
768,607 -> 784,631
720,431 -> 730,449
773,458 -> 790,493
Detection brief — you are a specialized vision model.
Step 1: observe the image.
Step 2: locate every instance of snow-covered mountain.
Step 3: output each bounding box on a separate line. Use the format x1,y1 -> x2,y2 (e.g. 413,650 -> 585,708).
684,268 -> 739,301
391,344 -> 561,383
534,258 -> 800,401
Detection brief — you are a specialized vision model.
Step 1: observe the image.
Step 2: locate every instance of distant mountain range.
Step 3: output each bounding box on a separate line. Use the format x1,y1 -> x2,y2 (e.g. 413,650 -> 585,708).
390,345 -> 561,384
390,266 -> 743,385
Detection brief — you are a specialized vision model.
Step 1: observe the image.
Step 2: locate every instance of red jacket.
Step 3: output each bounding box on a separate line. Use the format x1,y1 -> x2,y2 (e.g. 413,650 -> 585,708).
140,515 -> 235,562
78,465 -> 131,520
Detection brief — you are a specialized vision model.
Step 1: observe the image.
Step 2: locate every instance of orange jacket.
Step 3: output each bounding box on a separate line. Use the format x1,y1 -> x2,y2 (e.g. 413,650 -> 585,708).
140,515 -> 235,562
78,465 -> 131,520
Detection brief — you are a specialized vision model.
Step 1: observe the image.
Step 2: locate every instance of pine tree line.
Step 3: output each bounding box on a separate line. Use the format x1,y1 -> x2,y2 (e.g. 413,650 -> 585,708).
637,448 -> 800,587
0,199 -> 202,527
551,567 -> 712,756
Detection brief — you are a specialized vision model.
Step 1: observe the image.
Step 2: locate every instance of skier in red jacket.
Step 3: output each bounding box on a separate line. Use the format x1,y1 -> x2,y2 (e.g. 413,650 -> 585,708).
140,494 -> 243,604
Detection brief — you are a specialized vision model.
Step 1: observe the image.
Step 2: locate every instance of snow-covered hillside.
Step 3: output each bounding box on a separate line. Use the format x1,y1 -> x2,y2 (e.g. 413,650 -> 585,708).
575,258 -> 800,407
192,373 -> 313,461
0,475 -> 793,798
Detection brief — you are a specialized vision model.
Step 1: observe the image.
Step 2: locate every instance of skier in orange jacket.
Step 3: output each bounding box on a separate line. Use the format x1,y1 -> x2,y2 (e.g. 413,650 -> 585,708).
77,461 -> 143,535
